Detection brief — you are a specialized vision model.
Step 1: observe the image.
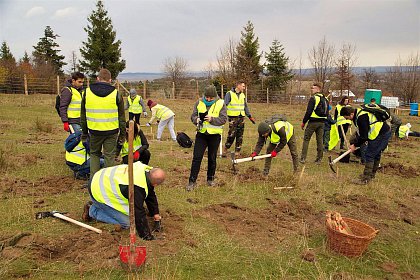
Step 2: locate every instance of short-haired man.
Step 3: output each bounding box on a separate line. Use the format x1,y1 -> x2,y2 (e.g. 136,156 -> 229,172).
80,68 -> 126,177
59,72 -> 85,132
125,89 -> 147,125
340,106 -> 391,184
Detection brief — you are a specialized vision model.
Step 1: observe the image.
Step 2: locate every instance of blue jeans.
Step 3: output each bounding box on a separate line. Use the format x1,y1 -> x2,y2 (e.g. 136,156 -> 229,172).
67,158 -> 104,179
69,123 -> 81,133
89,199 -> 129,228
364,129 -> 391,163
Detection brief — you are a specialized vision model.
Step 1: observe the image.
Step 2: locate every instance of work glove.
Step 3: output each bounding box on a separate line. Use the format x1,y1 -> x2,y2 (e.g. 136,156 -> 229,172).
133,150 -> 140,161
271,150 -> 278,158
249,116 -> 256,124
300,123 -> 305,130
63,122 -> 70,132
152,220 -> 162,232
143,111 -> 148,117
250,152 -> 258,159
145,123 -> 151,127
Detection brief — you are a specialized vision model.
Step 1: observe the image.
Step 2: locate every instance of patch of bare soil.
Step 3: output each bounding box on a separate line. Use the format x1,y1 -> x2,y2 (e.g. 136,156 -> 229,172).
383,152 -> 400,159
381,162 -> 420,178
195,199 -> 323,252
24,132 -> 57,145
0,176 -> 85,198
237,166 -> 267,181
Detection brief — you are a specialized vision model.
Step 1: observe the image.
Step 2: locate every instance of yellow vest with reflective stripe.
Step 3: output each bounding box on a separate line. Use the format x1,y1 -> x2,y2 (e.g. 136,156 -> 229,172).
85,88 -> 119,131
155,104 -> 174,120
335,104 -> 352,125
197,99 -> 224,135
269,121 -> 294,144
67,87 -> 82,119
90,162 -> 152,215
65,141 -> 89,165
226,91 -> 245,116
121,136 -> 142,157
355,109 -> 383,140
128,96 -> 143,114
398,125 -> 410,138
310,93 -> 327,119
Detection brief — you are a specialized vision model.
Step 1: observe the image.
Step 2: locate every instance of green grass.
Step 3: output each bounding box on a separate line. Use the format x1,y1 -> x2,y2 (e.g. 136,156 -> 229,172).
0,94 -> 419,279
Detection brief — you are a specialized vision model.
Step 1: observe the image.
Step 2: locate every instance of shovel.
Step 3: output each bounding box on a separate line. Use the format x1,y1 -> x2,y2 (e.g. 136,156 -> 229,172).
231,152 -> 272,174
119,120 -> 147,269
36,211 -> 102,234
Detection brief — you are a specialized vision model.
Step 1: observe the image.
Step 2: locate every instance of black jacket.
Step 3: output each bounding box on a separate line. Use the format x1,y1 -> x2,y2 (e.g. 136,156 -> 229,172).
253,126 -> 287,154
350,109 -> 390,147
59,79 -> 83,124
302,94 -> 329,124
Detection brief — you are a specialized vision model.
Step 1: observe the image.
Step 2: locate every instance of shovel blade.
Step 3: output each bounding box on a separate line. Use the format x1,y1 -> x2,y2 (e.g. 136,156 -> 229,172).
119,245 -> 147,268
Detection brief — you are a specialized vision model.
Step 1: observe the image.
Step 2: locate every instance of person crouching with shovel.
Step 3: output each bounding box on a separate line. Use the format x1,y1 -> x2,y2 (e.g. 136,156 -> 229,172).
251,118 -> 299,176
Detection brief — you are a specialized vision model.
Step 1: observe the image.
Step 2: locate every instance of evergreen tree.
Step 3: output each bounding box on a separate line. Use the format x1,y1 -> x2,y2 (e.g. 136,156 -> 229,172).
265,39 -> 293,91
234,21 -> 263,85
32,26 -> 66,75
21,51 -> 30,64
80,0 -> 126,78
0,41 -> 15,62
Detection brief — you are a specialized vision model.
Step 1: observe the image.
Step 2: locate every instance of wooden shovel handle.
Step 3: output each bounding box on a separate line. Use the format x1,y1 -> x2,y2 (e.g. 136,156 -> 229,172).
53,213 -> 102,234
128,121 -> 136,245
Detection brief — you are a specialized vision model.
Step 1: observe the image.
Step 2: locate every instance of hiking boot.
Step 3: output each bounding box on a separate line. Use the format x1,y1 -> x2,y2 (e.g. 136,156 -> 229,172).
82,201 -> 92,222
314,158 -> 322,164
186,181 -> 197,192
222,147 -> 229,158
207,180 -> 217,187
352,162 -> 374,185
299,158 -> 306,164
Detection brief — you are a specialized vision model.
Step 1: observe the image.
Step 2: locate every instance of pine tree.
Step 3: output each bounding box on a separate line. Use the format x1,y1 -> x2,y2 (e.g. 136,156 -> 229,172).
234,21 -> 263,85
80,0 -> 126,78
0,41 -> 15,62
21,51 -> 30,64
32,26 -> 66,75
265,39 -> 294,91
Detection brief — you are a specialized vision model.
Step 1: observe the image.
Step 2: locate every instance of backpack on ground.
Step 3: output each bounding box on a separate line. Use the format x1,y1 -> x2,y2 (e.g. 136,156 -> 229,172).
64,130 -> 82,152
176,132 -> 193,148
360,104 -> 390,123
264,114 -> 288,125
55,94 -> 61,116
314,94 -> 328,117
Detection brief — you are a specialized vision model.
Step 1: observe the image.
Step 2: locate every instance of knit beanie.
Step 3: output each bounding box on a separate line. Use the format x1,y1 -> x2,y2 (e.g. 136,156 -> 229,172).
204,86 -> 217,98
129,89 -> 137,98
257,122 -> 271,136
147,100 -> 154,108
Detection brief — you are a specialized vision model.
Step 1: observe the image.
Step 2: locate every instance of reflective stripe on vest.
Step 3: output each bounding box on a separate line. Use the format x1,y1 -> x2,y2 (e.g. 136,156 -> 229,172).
355,109 -> 383,140
65,141 -> 89,165
67,87 -> 82,119
269,121 -> 294,144
197,99 -> 224,135
90,162 -> 152,215
226,91 -> 245,116
128,96 -> 143,114
335,104 -> 352,125
121,136 -> 142,157
398,125 -> 410,138
155,104 -> 174,120
85,88 -> 119,131
310,94 -> 327,119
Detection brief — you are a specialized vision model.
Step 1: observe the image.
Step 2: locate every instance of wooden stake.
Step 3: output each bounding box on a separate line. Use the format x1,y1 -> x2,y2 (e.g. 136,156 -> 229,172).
24,74 -> 28,95
56,75 -> 60,95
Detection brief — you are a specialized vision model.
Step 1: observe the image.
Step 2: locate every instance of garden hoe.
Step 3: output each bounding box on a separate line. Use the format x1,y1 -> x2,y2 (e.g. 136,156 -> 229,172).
119,120 -> 147,270
231,152 -> 272,174
328,147 -> 359,173
35,211 -> 102,234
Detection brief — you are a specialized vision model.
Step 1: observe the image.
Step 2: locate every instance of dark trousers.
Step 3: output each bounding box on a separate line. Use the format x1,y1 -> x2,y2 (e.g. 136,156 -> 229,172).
89,133 -> 118,177
323,121 -> 332,150
128,112 -> 140,125
264,134 -> 299,174
122,149 -> 151,165
365,129 -> 391,163
301,121 -> 324,161
189,132 -> 221,183
225,116 -> 245,152
338,123 -> 350,148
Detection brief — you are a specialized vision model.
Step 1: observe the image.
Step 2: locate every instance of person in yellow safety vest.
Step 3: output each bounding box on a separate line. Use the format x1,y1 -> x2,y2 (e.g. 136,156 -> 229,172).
223,81 -> 256,157
146,100 -> 176,141
251,119 -> 299,176
334,97 -> 352,149
59,72 -> 85,133
117,120 -> 151,165
186,86 -> 227,191
300,82 -> 329,164
340,106 -> 391,184
82,163 -> 165,240
80,68 -> 126,177
397,123 -> 420,139
125,89 -> 147,125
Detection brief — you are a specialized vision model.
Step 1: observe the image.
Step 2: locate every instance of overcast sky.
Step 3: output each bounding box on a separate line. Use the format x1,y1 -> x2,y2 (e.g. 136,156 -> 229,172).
0,0 -> 419,73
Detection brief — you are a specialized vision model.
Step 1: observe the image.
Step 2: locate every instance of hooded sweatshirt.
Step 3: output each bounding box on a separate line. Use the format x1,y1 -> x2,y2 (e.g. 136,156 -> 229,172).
59,79 -> 84,124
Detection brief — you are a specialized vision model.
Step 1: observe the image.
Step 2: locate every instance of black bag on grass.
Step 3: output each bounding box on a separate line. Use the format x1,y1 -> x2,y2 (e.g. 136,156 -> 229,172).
360,104 -> 390,123
176,132 -> 193,148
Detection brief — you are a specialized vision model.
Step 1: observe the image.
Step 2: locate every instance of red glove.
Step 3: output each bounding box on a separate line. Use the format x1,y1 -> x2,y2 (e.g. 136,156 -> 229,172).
133,150 -> 140,161
271,150 -> 277,158
250,152 -> 257,158
63,122 -> 70,132
300,123 -> 305,130
249,117 -> 256,124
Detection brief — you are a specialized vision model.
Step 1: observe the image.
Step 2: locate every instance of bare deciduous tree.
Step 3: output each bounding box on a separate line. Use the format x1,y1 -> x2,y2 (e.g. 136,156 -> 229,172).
335,43 -> 357,95
69,51 -> 79,73
308,36 -> 335,92
361,67 -> 380,89
216,38 -> 237,87
163,56 -> 188,98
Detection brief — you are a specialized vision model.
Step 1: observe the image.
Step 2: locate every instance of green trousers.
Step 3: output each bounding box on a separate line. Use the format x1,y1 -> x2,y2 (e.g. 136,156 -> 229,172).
300,121 -> 324,162
264,134 -> 299,174
89,133 -> 118,177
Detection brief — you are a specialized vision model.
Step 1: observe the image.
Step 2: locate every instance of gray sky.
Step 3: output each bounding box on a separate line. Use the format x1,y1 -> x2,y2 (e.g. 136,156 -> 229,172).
0,0 -> 419,73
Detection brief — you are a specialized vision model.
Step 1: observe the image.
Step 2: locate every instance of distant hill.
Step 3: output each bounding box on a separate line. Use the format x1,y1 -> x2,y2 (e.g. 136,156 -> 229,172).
117,72 -> 165,81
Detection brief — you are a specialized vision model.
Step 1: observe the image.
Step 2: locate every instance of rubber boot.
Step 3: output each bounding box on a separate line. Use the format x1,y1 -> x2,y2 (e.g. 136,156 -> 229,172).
354,162 -> 374,185
371,160 -> 381,179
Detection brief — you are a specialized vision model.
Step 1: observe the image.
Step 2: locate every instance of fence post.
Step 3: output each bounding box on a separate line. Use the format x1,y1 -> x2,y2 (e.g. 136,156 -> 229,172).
24,74 -> 28,95
196,80 -> 199,99
117,80 -> 120,93
172,82 -> 175,99
87,78 -> 90,88
143,80 -> 147,99
57,75 -> 60,95
221,84 -> 224,98
266,88 -> 269,104
245,86 -> 248,102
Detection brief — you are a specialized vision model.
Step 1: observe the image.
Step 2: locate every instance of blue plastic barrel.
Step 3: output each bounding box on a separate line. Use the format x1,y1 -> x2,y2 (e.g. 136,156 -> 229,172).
409,103 -> 418,116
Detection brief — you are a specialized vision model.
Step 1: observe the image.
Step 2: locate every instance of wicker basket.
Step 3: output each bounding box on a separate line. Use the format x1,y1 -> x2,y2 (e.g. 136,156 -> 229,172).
326,217 -> 379,257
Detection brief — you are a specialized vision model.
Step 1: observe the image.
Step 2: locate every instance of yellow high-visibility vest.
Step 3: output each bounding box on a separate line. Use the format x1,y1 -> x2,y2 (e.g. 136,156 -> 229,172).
335,104 -> 352,125
85,88 -> 118,131
226,90 -> 245,117
355,109 -> 383,140
197,99 -> 224,135
269,121 -> 294,144
90,162 -> 152,215
65,141 -> 89,165
398,125 -> 410,139
121,136 -> 142,157
128,96 -> 143,114
155,104 -> 174,120
67,87 -> 82,119
310,93 -> 327,119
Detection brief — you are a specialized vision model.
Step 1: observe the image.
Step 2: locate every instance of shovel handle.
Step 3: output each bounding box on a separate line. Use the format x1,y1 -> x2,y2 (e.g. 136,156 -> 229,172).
128,121 -> 136,245
53,213 -> 102,234
234,154 -> 271,164
330,149 -> 352,165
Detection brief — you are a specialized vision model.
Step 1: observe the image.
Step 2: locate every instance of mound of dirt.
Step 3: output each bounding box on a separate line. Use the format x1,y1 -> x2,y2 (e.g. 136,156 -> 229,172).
237,166 -> 266,181
381,162 -> 419,178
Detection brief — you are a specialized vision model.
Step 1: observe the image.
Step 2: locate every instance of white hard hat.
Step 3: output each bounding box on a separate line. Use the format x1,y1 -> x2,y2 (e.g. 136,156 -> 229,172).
406,123 -> 411,128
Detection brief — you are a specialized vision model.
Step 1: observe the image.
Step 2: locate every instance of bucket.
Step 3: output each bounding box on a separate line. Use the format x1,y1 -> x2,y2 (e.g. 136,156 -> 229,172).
409,103 -> 418,116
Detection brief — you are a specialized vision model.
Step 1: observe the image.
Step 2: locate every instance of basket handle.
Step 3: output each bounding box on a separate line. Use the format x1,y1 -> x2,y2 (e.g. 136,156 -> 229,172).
367,230 -> 379,239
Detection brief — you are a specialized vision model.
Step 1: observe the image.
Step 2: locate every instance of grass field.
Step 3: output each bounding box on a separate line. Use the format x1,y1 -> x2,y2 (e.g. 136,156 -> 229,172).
0,93 -> 419,280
